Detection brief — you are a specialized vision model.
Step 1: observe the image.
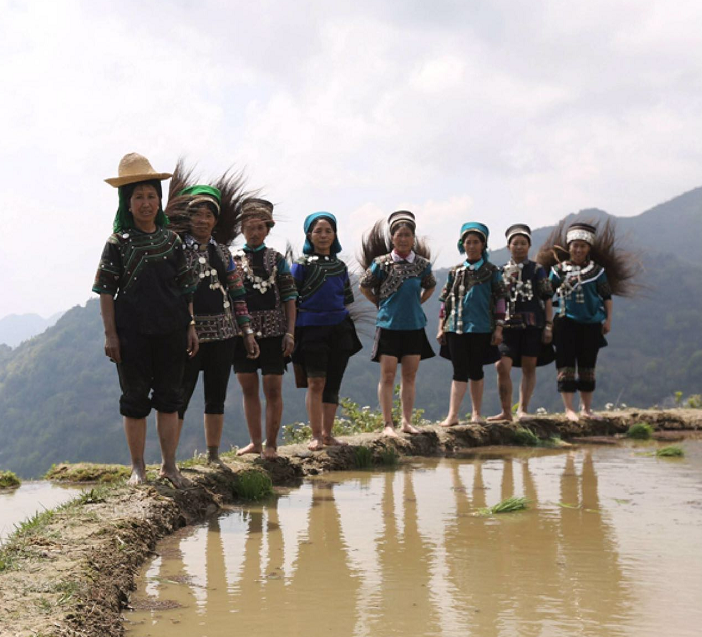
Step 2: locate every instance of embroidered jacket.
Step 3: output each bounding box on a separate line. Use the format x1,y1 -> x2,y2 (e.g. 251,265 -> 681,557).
549,260 -> 611,324
501,259 -> 553,329
291,255 -> 353,327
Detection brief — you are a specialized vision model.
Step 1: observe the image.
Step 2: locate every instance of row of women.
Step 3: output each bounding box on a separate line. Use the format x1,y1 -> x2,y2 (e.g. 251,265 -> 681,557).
94,153 -> 634,488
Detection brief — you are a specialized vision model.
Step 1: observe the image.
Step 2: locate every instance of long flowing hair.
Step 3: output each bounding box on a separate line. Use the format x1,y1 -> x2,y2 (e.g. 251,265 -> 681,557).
358,220 -> 432,270
164,159 -> 249,246
536,217 -> 640,296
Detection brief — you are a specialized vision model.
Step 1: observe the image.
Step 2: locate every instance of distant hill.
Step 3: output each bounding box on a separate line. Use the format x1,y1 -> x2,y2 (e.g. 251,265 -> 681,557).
0,311 -> 65,347
1,188 -> 701,478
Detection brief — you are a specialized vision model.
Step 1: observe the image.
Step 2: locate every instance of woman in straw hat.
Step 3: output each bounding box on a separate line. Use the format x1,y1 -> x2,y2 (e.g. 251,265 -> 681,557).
232,198 -> 298,460
437,222 -> 508,425
164,161 -> 259,466
291,212 -> 362,451
359,210 -> 436,437
537,219 -> 637,421
93,153 -> 199,488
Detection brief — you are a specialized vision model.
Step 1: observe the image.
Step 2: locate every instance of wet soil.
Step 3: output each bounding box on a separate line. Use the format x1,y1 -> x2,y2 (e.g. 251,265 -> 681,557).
1,409 -> 700,637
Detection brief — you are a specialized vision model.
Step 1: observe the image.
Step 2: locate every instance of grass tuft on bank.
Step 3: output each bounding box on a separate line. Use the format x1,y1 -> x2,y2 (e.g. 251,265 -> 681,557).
626,422 -> 654,440
0,470 -> 21,488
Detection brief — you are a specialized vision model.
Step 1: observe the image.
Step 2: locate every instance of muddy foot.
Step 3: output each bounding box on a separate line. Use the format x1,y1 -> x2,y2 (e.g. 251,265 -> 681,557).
487,413 -> 512,422
127,468 -> 147,486
439,419 -> 459,427
581,410 -> 603,421
401,423 -> 421,434
516,411 -> 531,421
160,468 -> 192,489
262,446 -> 279,460
237,443 -> 263,456
323,436 -> 348,447
470,414 -> 485,425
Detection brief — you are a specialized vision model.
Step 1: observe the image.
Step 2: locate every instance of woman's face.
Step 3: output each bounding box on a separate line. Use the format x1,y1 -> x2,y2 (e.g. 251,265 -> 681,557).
129,184 -> 160,229
309,218 -> 335,255
462,233 -> 484,261
190,205 -> 217,242
509,235 -> 530,262
569,239 -> 591,265
242,218 -> 270,248
391,226 -> 415,254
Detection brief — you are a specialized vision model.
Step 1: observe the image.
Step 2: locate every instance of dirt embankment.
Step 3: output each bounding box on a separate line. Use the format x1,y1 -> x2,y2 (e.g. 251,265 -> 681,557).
1,409 -> 701,637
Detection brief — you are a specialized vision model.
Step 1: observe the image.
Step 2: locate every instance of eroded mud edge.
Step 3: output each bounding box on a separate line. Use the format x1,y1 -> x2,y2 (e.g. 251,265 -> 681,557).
2,409 -> 701,637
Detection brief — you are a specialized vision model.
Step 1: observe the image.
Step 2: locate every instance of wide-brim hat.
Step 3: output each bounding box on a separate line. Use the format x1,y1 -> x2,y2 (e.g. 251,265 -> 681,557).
105,152 -> 172,187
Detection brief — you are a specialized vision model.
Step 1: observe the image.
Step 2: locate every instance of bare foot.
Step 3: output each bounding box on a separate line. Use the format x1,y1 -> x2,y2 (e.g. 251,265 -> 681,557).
207,457 -> 227,468
160,467 -> 192,489
401,423 -> 421,434
487,413 -> 512,422
308,438 -> 324,451
470,413 -> 485,425
323,435 -> 349,447
516,411 -> 530,421
439,419 -> 459,427
581,410 -> 603,421
262,446 -> 279,460
127,467 -> 146,486
383,424 -> 400,437
565,409 -> 580,422
237,442 -> 262,456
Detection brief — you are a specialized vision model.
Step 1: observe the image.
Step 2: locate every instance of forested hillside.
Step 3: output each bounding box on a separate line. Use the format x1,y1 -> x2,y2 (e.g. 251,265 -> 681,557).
1,189 -> 701,478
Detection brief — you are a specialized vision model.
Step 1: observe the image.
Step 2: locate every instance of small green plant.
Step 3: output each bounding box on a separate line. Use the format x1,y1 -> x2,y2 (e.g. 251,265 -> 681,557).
626,422 -> 654,440
655,445 -> 684,457
686,394 -> 702,409
353,446 -> 373,468
0,470 -> 20,488
674,391 -> 683,406
512,427 -> 540,447
233,470 -> 273,501
477,496 -> 529,516
378,447 -> 399,466
14,508 -> 55,536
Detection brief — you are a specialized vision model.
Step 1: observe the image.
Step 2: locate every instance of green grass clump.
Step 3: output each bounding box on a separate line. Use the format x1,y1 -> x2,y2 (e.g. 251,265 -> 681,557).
379,447 -> 399,466
0,470 -> 21,488
233,470 -> 273,501
477,496 -> 529,516
626,422 -> 654,440
655,445 -> 684,457
512,427 -> 540,447
353,446 -> 373,468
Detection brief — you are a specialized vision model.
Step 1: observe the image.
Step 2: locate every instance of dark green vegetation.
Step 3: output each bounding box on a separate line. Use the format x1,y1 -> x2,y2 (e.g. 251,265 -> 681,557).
0,470 -> 21,488
655,445 -> 684,457
477,496 -> 529,516
1,187 -> 702,477
232,469 -> 273,501
626,422 -> 654,440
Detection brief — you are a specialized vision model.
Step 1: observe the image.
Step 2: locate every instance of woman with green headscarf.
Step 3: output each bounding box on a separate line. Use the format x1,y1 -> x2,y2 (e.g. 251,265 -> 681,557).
93,153 -> 199,488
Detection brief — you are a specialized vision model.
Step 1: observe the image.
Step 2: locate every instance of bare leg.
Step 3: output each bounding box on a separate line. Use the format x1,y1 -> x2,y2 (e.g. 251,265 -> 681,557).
204,413 -> 224,463
378,355 -> 399,437
262,374 -> 283,458
322,402 -> 347,446
440,380 -> 468,426
236,372 -> 263,455
400,355 -> 421,433
468,378 -> 484,423
124,416 -> 147,485
579,391 -> 602,419
517,356 -> 537,419
306,377 -> 325,450
488,357 -> 513,421
157,410 -> 190,488
561,392 -> 579,422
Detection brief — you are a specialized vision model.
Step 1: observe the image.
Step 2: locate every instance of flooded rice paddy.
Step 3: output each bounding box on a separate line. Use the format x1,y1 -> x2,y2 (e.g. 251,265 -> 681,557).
126,442 -> 702,637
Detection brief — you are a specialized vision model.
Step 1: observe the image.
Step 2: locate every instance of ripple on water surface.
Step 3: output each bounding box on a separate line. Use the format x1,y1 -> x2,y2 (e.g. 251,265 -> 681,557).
125,442 -> 702,637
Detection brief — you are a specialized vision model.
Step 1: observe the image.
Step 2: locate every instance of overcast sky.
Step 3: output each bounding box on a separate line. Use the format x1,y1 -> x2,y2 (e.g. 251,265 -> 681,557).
2,0 -> 702,318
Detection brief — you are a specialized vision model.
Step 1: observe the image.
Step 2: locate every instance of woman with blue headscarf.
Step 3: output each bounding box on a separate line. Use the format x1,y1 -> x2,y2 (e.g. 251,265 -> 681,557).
437,222 -> 508,425
291,212 -> 362,450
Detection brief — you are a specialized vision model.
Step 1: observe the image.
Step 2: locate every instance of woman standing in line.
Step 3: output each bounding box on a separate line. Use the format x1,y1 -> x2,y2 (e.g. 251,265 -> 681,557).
359,211 -> 435,437
537,220 -> 635,421
94,153 -> 199,488
165,165 -> 259,465
232,198 -> 298,460
487,224 -> 553,422
291,212 -> 362,451
437,222 -> 507,425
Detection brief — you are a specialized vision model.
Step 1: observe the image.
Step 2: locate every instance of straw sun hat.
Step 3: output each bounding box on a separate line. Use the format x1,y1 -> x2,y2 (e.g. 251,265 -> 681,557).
105,152 -> 172,187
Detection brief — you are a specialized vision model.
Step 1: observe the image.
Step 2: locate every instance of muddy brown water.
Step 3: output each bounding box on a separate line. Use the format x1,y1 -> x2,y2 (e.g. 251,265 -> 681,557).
126,442 -> 702,637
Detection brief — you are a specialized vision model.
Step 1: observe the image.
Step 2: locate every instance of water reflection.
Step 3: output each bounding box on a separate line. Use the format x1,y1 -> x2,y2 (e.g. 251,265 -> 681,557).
127,445 -> 702,637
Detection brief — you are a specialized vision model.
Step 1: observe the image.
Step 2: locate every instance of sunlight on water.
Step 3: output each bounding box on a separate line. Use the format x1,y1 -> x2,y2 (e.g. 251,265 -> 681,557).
126,443 -> 702,637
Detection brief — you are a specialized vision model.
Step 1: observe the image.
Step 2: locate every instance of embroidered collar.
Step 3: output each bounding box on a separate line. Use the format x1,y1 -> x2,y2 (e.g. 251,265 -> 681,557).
391,250 -> 416,263
463,257 -> 484,271
184,233 -> 217,251
243,243 -> 267,253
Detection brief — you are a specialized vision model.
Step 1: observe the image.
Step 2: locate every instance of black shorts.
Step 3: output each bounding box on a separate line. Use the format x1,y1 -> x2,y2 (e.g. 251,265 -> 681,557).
371,327 -> 435,362
179,338 -> 235,418
499,327 -> 542,361
233,335 -> 286,376
444,332 -> 494,382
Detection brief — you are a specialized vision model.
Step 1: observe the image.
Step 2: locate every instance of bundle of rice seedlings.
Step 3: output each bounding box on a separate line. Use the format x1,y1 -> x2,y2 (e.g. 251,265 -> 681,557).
477,495 -> 529,516
512,427 -> 539,447
354,446 -> 373,468
655,445 -> 684,457
626,422 -> 654,440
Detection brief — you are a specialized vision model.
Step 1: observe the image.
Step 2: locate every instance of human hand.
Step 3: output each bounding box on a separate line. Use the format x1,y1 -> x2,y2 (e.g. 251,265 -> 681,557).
246,334 -> 260,359
282,333 -> 295,357
104,333 -> 121,363
187,326 -> 199,357
491,327 -> 503,346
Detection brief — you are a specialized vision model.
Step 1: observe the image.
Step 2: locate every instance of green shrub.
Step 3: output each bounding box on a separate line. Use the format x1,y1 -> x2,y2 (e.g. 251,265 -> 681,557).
233,470 -> 273,501
656,445 -> 684,457
0,470 -> 20,488
353,446 -> 373,468
626,422 -> 654,440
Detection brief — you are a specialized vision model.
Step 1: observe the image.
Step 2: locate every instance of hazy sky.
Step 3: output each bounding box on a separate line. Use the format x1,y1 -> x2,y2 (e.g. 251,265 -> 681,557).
2,0 -> 702,318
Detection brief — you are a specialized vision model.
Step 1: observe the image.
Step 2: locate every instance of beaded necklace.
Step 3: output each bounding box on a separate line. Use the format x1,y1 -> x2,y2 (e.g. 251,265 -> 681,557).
234,248 -> 278,294
556,260 -> 596,314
